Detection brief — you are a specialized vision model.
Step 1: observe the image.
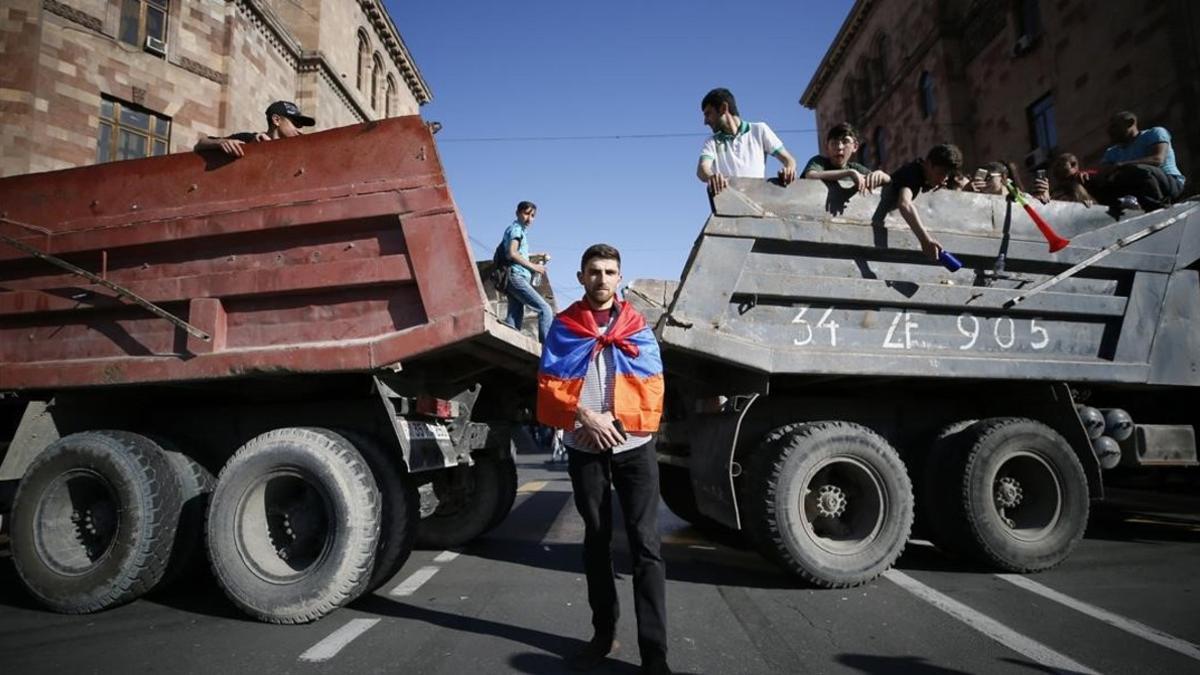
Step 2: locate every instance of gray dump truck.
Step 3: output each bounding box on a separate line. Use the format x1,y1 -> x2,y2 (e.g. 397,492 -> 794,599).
628,178 -> 1199,588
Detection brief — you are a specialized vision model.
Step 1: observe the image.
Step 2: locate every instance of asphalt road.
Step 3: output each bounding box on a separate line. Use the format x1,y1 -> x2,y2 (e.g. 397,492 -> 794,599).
1,455 -> 1198,674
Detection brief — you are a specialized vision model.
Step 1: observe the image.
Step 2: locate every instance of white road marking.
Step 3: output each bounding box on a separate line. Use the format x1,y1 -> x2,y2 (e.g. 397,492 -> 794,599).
390,565 -> 440,597
884,570 -> 1099,674
298,618 -> 380,662
998,573 -> 1200,662
433,550 -> 460,563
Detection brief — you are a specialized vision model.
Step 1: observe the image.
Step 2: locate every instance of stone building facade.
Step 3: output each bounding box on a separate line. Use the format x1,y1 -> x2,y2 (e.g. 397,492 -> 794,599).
0,0 -> 431,177
800,0 -> 1199,190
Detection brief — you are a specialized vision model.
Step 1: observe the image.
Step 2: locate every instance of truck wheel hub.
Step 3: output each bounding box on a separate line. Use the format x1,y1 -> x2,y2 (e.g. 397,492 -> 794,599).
815,485 -> 848,518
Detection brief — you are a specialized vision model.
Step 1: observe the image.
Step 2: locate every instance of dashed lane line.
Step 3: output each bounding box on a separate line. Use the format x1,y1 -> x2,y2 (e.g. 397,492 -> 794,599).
390,565 -> 441,597
517,480 -> 549,493
433,550 -> 460,563
998,573 -> 1200,662
298,618 -> 381,662
883,570 -> 1100,674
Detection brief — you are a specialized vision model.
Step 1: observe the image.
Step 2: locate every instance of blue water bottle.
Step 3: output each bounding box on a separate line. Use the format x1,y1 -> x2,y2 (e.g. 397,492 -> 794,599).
939,250 -> 963,272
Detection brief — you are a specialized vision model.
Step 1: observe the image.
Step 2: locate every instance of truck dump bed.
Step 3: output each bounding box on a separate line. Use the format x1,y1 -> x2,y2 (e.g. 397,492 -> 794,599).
643,179 -> 1200,387
0,116 -> 538,391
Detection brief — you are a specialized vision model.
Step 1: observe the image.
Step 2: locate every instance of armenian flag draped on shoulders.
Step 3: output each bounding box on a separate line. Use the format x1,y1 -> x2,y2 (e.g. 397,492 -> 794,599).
537,298 -> 664,432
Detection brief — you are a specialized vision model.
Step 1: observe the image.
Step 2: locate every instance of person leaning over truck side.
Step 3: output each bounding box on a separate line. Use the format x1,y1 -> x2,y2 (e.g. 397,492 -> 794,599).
537,244 -> 669,675
876,143 -> 963,260
696,87 -> 797,195
500,200 -> 554,341
801,122 -> 889,193
193,100 -> 315,157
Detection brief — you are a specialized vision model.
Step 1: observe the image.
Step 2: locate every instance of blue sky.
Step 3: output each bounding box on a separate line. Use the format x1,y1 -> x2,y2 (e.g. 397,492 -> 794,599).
389,1 -> 854,302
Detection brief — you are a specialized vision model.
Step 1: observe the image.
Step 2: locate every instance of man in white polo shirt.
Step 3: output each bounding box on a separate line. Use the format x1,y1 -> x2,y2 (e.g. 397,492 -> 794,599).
696,87 -> 797,195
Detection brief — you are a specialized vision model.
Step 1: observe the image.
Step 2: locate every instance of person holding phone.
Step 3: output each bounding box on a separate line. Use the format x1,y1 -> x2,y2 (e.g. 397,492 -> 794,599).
536,244 -> 670,675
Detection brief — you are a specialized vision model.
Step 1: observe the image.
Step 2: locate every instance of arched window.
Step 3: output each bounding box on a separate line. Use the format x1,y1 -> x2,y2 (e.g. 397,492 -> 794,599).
856,59 -> 873,112
371,53 -> 383,111
873,126 -> 887,168
385,75 -> 397,117
918,71 -> 936,119
871,34 -> 889,94
356,31 -> 370,92
842,92 -> 856,126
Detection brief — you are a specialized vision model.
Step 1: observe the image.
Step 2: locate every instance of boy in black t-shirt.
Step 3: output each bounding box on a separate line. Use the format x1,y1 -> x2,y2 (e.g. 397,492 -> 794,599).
880,143 -> 963,260
802,123 -> 890,193
193,101 -> 315,158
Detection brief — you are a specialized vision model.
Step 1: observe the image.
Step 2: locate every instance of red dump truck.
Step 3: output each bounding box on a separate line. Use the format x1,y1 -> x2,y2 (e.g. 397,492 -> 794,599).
0,117 -> 542,623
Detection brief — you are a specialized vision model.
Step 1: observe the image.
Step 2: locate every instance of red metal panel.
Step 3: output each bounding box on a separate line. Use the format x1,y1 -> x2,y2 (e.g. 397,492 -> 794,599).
0,116 -> 510,391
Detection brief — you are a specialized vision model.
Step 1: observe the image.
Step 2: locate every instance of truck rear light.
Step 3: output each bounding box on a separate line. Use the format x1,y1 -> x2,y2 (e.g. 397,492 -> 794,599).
416,395 -> 459,419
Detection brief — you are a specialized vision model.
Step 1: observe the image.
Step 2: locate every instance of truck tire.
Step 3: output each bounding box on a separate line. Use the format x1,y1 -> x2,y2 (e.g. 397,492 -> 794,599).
918,420 -> 979,559
9,430 -> 181,613
156,448 -> 215,589
486,454 -> 519,532
333,429 -> 418,594
744,422 -> 913,587
949,417 -> 1089,572
206,427 -> 380,624
415,457 -> 504,549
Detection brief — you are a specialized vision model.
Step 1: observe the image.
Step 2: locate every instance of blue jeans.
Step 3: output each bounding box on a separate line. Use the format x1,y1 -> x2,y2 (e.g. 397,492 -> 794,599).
504,273 -> 553,341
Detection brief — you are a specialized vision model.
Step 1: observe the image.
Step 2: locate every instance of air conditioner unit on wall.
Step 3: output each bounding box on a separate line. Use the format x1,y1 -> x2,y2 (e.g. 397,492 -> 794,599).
145,36 -> 167,56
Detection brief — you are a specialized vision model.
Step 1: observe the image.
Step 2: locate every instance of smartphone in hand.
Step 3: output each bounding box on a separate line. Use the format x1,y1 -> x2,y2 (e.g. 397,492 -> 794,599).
612,418 -> 629,441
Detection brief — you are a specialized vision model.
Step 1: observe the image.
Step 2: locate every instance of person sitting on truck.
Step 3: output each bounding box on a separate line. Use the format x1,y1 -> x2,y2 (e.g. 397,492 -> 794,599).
500,201 -> 554,342
193,100 -> 315,157
967,160 -> 1023,195
801,122 -> 889,194
536,243 -> 669,675
1096,110 -> 1186,212
696,87 -> 797,195
1032,153 -> 1101,206
877,143 -> 963,260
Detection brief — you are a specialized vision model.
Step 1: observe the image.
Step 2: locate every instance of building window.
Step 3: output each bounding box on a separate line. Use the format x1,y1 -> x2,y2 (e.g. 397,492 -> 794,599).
357,31 -> 370,91
385,75 -> 397,117
873,126 -> 887,168
918,71 -> 936,119
870,34 -> 889,94
118,0 -> 168,49
371,53 -> 383,111
1027,93 -> 1057,154
96,96 -> 171,163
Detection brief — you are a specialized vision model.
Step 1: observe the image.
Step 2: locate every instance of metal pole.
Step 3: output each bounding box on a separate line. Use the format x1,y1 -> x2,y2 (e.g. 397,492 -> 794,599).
0,217 -> 212,342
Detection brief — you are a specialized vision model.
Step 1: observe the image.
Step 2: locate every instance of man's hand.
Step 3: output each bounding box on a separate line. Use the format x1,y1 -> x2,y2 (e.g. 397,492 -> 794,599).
218,139 -> 247,157
921,238 -> 943,261
530,263 -> 547,276
863,170 -> 889,192
707,173 -> 728,195
1033,177 -> 1051,204
576,408 -> 624,450
777,165 -> 796,186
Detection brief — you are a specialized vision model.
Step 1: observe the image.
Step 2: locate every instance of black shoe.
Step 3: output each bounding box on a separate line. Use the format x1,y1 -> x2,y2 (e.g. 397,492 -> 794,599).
568,635 -> 619,671
639,659 -> 672,675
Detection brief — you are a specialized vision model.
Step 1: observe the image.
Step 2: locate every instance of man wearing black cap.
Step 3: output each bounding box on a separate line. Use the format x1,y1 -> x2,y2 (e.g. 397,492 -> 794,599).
194,100 -> 316,157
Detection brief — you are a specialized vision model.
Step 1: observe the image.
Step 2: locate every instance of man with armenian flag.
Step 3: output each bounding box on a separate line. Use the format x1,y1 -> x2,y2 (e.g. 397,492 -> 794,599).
537,244 -> 670,675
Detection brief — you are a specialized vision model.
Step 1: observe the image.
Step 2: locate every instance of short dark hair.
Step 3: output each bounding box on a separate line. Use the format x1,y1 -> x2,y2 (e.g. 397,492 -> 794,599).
926,143 -> 963,172
580,243 -> 621,271
1111,110 -> 1137,129
826,123 -> 859,142
701,88 -> 738,116
516,201 -> 537,214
